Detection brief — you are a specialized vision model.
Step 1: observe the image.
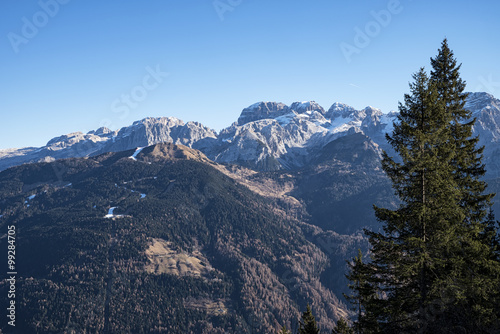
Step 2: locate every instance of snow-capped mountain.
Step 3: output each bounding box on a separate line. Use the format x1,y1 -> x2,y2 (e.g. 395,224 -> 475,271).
0,117 -> 216,171
1,92 -> 500,175
201,101 -> 395,170
237,102 -> 290,125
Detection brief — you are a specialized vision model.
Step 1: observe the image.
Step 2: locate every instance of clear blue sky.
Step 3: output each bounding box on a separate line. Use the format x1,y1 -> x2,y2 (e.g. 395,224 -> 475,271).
1,0 -> 499,149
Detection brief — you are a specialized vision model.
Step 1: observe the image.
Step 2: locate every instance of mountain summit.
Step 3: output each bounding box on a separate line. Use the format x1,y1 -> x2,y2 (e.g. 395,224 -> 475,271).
1,93 -> 500,174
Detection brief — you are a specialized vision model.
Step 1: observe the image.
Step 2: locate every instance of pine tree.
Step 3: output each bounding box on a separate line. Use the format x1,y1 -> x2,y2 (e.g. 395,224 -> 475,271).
344,249 -> 379,333
346,40 -> 500,333
332,318 -> 354,334
428,38 -> 500,331
298,304 -> 320,334
484,209 -> 500,259
367,67 -> 454,332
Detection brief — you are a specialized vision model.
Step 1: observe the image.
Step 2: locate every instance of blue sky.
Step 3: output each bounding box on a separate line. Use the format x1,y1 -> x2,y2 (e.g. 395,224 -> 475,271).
1,0 -> 499,149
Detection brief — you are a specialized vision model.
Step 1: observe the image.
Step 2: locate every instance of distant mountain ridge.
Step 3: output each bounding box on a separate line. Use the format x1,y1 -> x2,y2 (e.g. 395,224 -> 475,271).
1,92 -> 500,175
0,117 -> 216,171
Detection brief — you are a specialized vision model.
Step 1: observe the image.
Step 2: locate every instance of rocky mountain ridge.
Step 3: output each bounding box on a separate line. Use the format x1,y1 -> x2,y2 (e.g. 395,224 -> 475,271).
1,92 -> 499,175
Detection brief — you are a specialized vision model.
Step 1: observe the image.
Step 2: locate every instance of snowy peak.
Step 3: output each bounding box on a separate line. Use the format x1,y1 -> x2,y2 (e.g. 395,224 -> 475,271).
360,106 -> 384,125
362,106 -> 383,116
289,101 -> 325,115
45,131 -> 110,152
237,101 -> 325,126
325,103 -> 359,120
88,127 -> 113,136
237,102 -> 289,125
106,116 -> 217,151
465,92 -> 500,115
206,101 -> 394,171
131,116 -> 184,128
0,117 -> 218,172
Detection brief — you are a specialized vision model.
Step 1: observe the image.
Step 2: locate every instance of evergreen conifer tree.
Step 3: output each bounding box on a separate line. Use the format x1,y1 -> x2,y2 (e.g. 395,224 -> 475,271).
428,38 -> 500,332
298,304 -> 320,334
332,318 -> 354,334
346,40 -> 500,333
344,249 -> 379,333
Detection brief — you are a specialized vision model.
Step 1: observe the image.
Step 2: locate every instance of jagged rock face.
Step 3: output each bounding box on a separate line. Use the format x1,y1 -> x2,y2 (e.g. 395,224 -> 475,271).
237,101 -> 325,126
207,101 -> 393,171
214,121 -> 282,170
87,126 -> 113,136
468,92 -> 500,143
289,101 -> 325,115
209,110 -> 340,171
360,107 -> 385,135
237,102 -> 289,126
95,117 -> 217,154
326,102 -> 363,121
0,117 -> 217,172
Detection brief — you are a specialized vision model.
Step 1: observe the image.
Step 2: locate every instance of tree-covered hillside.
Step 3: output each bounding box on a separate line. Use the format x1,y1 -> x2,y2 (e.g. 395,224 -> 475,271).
0,143 -> 364,333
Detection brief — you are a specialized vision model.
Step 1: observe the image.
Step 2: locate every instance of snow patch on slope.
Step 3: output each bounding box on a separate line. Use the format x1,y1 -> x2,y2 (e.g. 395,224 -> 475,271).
104,207 -> 126,219
129,147 -> 145,160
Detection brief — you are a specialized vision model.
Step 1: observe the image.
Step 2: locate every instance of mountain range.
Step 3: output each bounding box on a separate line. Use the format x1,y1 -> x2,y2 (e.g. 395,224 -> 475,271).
1,92 -> 500,333
2,92 -> 500,176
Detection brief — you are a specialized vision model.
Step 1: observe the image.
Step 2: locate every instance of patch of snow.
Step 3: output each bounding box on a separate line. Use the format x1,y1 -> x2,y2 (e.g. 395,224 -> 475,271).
275,112 -> 296,126
105,207 -> 116,217
28,194 -> 36,200
129,147 -> 145,161
328,116 -> 355,131
104,207 -> 124,219
0,215 -> 3,218
331,123 -> 354,134
140,194 -> 146,199
64,183 -> 72,187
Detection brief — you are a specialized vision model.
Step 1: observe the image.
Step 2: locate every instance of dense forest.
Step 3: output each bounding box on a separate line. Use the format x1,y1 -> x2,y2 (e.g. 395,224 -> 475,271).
0,144 -> 367,333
